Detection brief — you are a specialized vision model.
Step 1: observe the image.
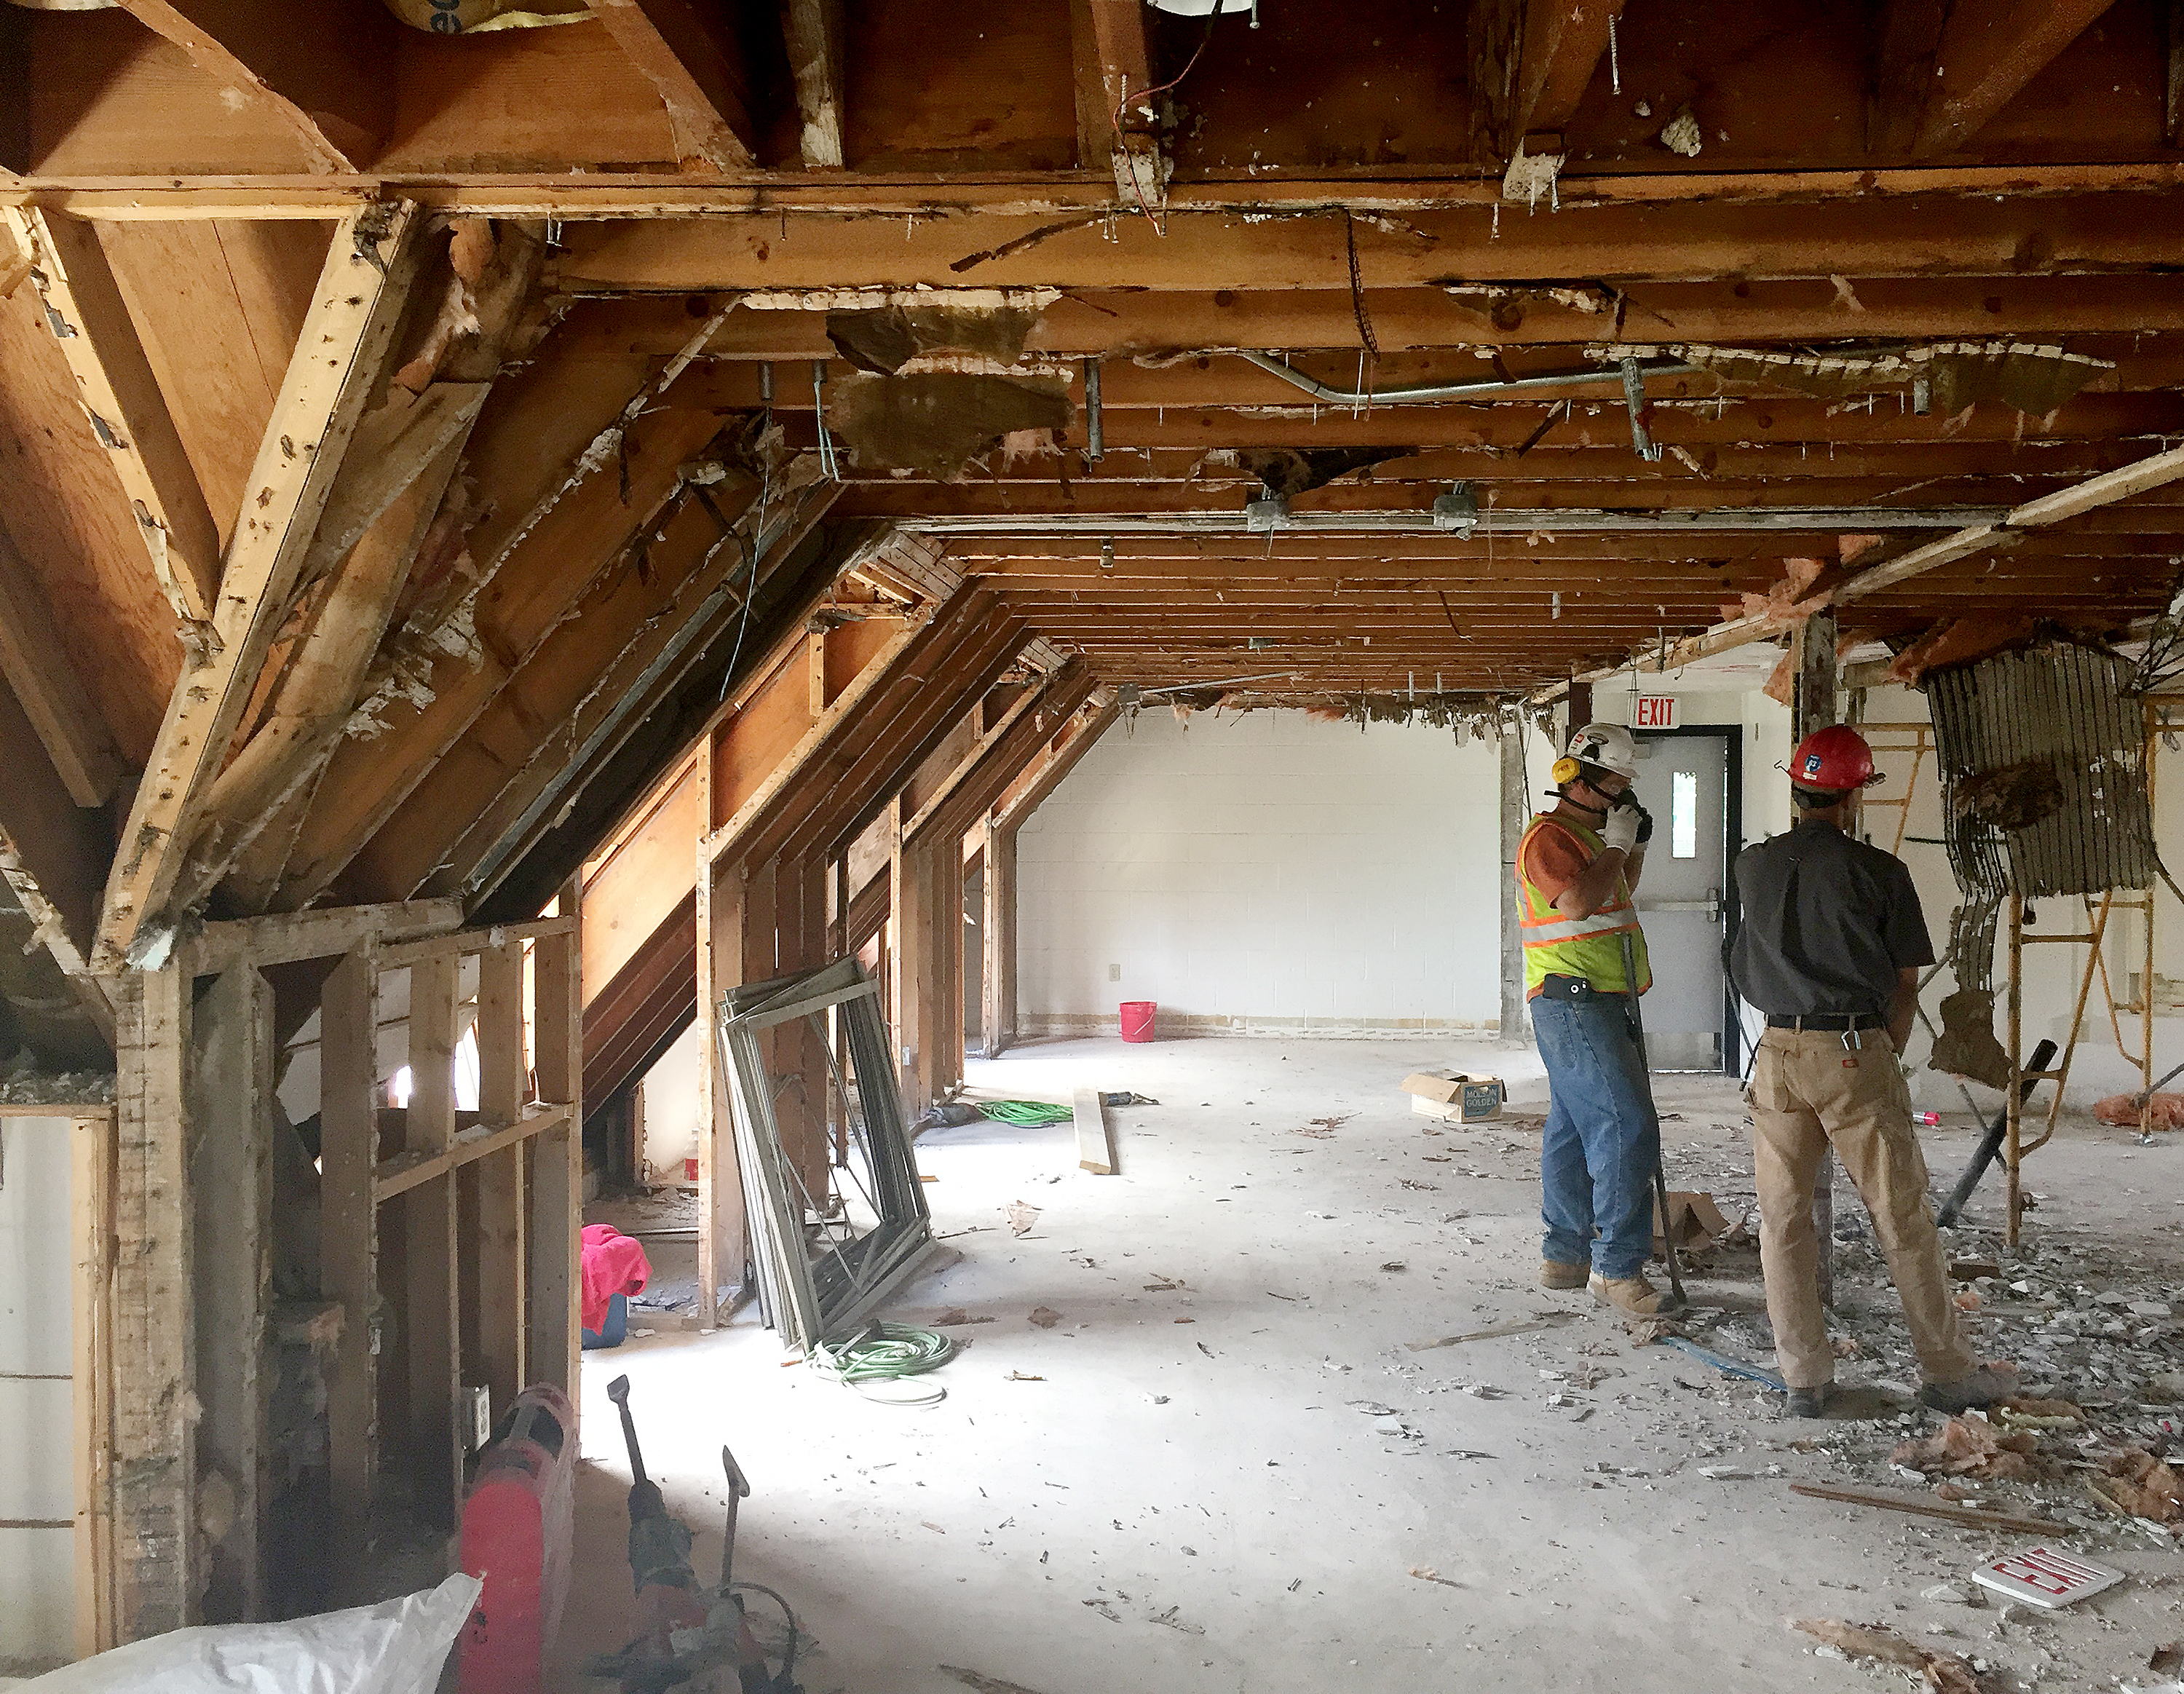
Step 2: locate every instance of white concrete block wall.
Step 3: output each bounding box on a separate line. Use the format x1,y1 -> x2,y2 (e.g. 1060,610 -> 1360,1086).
1016,708 -> 1508,1032
0,1117 -> 77,1669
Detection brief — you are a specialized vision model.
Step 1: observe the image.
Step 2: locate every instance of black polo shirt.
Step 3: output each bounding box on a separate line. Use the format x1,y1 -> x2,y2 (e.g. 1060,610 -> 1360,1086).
1729,821 -> 1934,1017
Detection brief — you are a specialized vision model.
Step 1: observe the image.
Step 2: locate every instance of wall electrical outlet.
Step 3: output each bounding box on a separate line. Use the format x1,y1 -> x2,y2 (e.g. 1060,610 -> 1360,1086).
1109,963 -> 1121,981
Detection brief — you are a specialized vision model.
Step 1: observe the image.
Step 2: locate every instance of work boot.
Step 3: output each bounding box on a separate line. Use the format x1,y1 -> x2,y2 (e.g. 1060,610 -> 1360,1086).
1919,1363 -> 2021,1414
1588,1270 -> 1680,1317
1539,1259 -> 1588,1291
1784,1384 -> 1830,1419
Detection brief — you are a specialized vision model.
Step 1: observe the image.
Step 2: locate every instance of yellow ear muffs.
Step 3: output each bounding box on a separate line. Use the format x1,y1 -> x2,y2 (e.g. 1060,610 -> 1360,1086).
1551,756 -> 1583,785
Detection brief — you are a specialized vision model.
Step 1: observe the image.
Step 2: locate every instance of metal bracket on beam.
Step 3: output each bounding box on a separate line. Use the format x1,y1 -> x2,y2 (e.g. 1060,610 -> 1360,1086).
1621,357 -> 1663,463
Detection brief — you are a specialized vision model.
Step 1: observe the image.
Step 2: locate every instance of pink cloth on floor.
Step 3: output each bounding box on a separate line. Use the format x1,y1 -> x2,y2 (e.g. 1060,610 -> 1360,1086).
579,1224 -> 651,1333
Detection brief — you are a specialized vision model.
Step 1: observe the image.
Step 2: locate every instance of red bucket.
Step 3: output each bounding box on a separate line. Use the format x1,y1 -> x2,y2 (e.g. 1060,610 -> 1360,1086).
1120,1000 -> 1157,1042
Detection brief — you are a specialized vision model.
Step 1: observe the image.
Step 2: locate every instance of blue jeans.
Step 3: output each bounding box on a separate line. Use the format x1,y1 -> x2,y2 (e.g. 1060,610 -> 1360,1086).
1530,993 -> 1660,1279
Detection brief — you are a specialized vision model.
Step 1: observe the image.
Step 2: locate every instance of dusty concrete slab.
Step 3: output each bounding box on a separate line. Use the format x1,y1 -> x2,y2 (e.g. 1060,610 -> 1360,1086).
557,1034 -> 2184,1694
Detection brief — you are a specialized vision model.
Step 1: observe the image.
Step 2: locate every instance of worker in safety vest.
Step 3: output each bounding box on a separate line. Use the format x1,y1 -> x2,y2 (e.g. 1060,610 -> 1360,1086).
1730,725 -> 2017,1418
1517,722 -> 1677,1317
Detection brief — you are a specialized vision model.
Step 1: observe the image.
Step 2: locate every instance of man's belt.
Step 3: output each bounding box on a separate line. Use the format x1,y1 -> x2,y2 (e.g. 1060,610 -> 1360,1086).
1766,1010 -> 1886,1032
1536,974 -> 1625,1001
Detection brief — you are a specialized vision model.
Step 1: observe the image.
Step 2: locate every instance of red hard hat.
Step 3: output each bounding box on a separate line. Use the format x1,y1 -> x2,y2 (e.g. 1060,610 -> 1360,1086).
1791,725 -> 1878,791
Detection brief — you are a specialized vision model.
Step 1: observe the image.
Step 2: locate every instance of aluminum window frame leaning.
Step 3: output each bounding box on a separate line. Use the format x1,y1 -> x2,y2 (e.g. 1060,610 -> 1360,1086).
717,957 -> 933,1353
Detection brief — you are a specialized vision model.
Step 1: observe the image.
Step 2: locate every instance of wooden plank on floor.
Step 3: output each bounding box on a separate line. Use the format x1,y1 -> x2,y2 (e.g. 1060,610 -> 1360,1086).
1073,1085 -> 1115,1176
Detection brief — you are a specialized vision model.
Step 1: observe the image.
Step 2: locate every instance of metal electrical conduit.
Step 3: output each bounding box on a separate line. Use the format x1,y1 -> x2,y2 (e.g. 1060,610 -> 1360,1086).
1228,349 -> 1699,407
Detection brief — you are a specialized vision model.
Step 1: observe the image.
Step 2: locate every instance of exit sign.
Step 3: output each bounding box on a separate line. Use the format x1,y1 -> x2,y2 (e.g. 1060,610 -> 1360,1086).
1633,696 -> 1679,729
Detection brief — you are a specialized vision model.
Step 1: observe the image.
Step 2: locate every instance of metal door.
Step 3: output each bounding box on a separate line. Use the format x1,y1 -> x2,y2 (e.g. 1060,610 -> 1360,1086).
1631,731 -> 1734,1071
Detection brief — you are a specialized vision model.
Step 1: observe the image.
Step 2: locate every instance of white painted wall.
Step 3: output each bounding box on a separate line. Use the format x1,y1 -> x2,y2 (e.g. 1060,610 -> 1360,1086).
636,1020 -> 703,1183
0,1117 -> 77,1669
1016,708 -> 1516,1033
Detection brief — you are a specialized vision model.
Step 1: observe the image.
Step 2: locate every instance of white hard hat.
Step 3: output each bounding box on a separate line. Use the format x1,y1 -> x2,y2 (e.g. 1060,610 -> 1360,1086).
1562,721 -> 1639,780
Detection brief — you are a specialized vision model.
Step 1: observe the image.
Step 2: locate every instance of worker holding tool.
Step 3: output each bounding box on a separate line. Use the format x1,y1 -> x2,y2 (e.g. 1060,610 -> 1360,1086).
1731,725 -> 2019,1419
1517,721 -> 1679,1318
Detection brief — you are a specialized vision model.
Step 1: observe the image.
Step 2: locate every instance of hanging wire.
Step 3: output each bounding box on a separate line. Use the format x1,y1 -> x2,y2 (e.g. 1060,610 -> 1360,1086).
1607,12 -> 1621,93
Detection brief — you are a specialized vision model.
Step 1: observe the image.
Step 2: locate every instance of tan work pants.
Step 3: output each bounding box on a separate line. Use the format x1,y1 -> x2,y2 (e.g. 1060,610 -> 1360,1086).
1750,1029 -> 1977,1390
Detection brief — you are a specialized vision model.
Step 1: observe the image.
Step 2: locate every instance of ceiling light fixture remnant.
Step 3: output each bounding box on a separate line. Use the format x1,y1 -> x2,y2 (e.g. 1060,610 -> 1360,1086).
1245,493 -> 1291,531
1117,683 -> 1143,709
1432,483 -> 1480,536
1100,537 -> 1115,571
1248,637 -> 1276,650
1146,0 -> 1259,23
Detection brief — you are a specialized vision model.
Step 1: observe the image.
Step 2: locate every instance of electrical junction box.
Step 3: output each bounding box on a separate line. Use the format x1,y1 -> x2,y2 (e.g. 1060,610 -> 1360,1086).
1400,1069 -> 1506,1123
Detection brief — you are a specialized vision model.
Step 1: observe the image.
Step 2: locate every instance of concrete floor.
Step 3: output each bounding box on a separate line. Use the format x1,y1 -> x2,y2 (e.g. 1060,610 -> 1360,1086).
557,1035 -> 2184,1694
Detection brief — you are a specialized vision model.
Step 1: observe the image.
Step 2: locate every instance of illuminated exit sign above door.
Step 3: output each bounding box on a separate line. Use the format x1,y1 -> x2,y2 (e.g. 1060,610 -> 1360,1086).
1633,696 -> 1679,729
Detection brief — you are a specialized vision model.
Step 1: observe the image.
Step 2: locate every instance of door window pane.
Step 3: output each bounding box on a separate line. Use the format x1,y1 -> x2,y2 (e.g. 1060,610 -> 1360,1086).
1671,769 -> 1698,859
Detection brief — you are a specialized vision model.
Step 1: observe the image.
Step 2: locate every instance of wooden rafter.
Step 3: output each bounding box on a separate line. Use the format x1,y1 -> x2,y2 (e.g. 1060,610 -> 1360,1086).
994,697 -> 1119,830
904,657 -> 1098,850
95,200 -> 422,969
266,403 -> 727,915
591,0 -> 759,172
173,221 -> 547,916
1571,440 -> 2184,686
781,0 -> 847,168
6,207 -> 223,626
1907,0 -> 2121,157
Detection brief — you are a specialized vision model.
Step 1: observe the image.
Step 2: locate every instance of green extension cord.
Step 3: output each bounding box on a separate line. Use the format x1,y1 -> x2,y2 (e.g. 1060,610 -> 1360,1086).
978,1099 -> 1075,1125
812,1322 -> 957,1404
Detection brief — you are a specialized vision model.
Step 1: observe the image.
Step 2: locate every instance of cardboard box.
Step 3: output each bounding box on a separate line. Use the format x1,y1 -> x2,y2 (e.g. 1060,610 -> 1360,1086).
1400,1069 -> 1506,1123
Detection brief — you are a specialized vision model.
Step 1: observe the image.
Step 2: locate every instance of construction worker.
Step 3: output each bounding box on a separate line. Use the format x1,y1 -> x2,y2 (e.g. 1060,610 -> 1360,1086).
1732,724 -> 2017,1418
1518,721 -> 1677,1317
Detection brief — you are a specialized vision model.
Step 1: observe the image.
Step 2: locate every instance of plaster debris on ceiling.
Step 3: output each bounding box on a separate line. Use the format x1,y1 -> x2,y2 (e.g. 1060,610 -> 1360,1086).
1596,341 -> 2115,416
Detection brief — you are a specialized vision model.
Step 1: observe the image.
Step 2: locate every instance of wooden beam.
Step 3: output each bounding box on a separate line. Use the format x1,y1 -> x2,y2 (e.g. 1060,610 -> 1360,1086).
111,965 -> 194,1640
1580,441 -> 2184,682
318,946 -> 378,1558
183,898 -> 461,975
549,193 -> 2184,293
1519,0 -> 1626,134
113,1 -> 392,172
591,0 -> 758,172
2170,0 -> 2184,149
980,815 -> 1014,1058
781,0 -> 847,168
1913,0 -> 2121,156
994,698 -> 1119,831
1071,0 -> 1163,202
373,1101 -> 571,1204
0,525 -> 124,806
1473,0 -> 1626,169
1869,0 -> 1951,154
94,200 -> 422,970
299,384 -> 489,585
186,965 -> 272,1622
1074,1085 -> 1116,1175
470,941 -> 528,1408
6,208 -> 222,626
528,890 -> 582,1398
906,659 -> 1099,850
404,950 -> 462,1527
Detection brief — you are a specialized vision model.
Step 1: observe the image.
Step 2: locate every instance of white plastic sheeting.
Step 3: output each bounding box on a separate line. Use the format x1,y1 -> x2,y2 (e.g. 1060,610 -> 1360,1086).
19,1573 -> 480,1694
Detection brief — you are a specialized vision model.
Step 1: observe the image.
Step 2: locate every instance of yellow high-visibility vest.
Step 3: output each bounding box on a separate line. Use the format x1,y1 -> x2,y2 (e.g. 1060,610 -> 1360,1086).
1515,814 -> 1652,996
